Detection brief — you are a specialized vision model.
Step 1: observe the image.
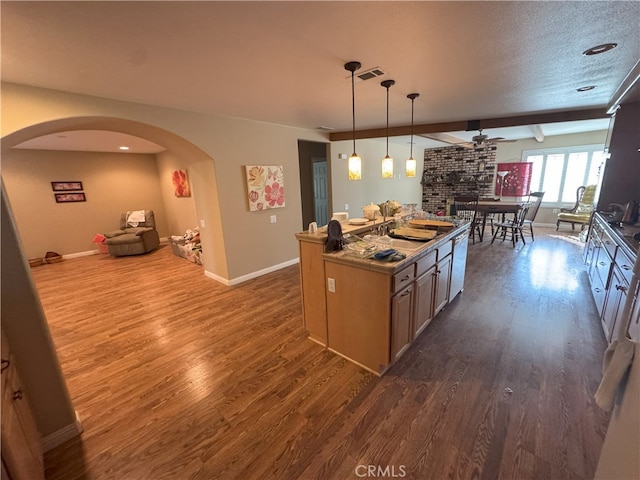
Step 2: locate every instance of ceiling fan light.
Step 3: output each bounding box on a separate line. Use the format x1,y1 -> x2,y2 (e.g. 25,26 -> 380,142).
406,157 -> 416,177
348,153 -> 362,181
382,155 -> 394,179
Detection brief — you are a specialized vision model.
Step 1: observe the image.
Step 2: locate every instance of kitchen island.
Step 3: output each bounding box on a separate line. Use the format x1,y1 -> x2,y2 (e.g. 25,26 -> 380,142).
296,220 -> 470,375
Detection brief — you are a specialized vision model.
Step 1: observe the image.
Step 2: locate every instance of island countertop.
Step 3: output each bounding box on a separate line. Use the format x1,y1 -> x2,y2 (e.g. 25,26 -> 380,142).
320,222 -> 470,275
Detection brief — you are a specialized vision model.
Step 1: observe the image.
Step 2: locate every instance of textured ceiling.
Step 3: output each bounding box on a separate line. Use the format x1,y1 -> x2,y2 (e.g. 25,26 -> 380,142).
2,1 -> 639,144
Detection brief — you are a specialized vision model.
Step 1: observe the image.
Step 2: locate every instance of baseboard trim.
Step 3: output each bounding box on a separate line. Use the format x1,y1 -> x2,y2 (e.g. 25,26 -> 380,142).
43,410 -> 83,452
204,258 -> 300,286
62,250 -> 100,259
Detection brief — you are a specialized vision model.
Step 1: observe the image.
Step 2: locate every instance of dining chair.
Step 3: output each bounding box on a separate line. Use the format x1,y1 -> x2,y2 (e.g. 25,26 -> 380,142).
453,195 -> 482,243
522,192 -> 545,241
490,202 -> 531,247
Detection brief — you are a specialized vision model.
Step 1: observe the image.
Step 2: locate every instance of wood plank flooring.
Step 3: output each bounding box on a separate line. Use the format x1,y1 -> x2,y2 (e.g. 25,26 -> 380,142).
34,228 -> 610,480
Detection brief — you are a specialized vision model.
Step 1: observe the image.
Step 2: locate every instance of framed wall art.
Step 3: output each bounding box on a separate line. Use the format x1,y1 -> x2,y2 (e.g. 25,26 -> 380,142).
171,170 -> 191,197
495,162 -> 533,197
245,165 -> 285,211
51,181 -> 83,191
55,192 -> 86,203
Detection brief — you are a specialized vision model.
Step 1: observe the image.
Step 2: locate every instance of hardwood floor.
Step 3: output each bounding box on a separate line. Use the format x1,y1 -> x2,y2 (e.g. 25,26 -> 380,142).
34,228 -> 609,480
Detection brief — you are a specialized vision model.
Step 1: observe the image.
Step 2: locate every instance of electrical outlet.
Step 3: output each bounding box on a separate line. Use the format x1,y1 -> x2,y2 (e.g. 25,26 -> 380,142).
327,278 -> 336,293
270,215 -> 277,223
345,204 -> 349,211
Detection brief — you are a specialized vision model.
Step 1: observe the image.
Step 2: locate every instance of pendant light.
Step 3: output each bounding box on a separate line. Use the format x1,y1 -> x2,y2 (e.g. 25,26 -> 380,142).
380,79 -> 395,179
344,61 -> 362,181
406,93 -> 419,177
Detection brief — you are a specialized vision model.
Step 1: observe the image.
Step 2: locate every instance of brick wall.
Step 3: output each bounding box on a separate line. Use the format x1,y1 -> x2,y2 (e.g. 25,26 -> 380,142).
421,142 -> 497,213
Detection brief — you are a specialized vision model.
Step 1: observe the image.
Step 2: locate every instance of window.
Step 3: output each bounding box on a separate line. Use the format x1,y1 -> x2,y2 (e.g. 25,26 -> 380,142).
523,144 -> 606,206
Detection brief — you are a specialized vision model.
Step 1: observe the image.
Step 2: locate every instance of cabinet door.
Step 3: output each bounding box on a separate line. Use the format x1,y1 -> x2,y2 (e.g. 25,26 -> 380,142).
1,359 -> 44,480
602,267 -> 627,343
414,267 -> 436,337
391,285 -> 413,363
434,255 -> 452,315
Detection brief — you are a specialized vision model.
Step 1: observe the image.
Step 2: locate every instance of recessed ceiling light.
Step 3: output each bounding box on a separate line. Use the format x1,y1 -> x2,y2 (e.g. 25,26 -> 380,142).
577,85 -> 596,92
119,146 -> 130,150
583,43 -> 617,56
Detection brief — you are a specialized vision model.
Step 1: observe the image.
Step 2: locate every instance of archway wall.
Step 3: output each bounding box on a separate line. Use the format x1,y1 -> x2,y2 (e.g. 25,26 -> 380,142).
2,83 -> 329,281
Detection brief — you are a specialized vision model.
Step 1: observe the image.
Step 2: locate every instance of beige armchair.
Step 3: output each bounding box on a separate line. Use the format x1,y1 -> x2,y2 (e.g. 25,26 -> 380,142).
104,210 -> 160,256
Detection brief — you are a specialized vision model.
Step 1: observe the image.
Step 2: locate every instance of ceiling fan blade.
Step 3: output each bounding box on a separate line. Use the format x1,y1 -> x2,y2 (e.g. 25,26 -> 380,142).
419,132 -> 475,149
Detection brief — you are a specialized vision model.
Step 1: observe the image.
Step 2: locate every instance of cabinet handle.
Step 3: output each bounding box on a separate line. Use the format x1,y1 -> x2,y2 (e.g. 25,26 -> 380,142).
621,265 -> 631,271
594,288 -> 602,293
616,285 -> 627,292
0,358 -> 9,373
13,389 -> 23,401
401,290 -> 411,297
599,262 -> 606,267
401,275 -> 410,281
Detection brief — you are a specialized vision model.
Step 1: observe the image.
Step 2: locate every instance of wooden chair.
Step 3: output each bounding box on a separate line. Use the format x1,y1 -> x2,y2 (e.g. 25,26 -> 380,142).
491,202 -> 531,247
452,195 -> 482,243
556,185 -> 596,231
522,192 -> 545,241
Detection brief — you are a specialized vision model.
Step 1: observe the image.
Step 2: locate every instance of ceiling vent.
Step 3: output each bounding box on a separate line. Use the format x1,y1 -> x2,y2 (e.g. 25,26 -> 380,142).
349,66 -> 386,82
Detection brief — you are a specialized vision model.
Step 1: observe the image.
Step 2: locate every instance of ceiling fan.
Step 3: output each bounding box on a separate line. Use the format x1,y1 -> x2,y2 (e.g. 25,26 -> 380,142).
420,128 -> 516,149
471,129 -> 515,146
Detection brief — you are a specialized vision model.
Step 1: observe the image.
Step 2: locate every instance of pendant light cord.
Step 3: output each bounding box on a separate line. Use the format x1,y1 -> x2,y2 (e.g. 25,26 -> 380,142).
351,71 -> 356,155
385,86 -> 390,156
410,97 -> 414,159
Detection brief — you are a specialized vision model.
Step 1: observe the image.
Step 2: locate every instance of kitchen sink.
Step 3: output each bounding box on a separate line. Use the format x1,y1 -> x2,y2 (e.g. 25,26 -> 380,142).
388,238 -> 424,251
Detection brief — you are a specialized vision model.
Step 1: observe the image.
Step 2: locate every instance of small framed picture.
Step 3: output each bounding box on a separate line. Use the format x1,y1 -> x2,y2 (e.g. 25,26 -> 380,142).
54,192 -> 86,203
51,181 -> 83,191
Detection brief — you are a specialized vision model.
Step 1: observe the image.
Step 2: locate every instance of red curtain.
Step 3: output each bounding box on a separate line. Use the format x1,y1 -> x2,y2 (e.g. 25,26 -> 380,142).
495,162 -> 533,197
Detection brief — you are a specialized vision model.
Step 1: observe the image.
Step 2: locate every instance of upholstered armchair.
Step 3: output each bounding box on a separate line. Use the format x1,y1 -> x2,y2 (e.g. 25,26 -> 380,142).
556,185 -> 597,231
104,210 -> 160,256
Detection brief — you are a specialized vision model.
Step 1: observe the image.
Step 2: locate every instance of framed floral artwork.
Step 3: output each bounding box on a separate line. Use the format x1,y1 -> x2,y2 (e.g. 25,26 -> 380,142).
245,165 -> 285,211
172,170 -> 191,197
495,162 -> 533,197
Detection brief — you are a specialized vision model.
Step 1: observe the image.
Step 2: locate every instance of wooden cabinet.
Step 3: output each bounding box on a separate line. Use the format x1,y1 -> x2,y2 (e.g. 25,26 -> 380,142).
1,333 -> 44,480
300,225 -> 469,376
391,285 -> 414,363
414,266 -> 437,337
434,242 -> 453,315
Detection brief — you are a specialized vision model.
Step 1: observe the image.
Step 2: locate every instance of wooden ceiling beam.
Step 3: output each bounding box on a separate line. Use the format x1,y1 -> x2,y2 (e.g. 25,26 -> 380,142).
329,108 -> 607,141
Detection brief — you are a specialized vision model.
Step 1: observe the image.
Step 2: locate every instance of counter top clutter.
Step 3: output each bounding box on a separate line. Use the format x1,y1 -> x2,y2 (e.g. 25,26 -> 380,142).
168,227 -> 203,265
296,217 -> 471,375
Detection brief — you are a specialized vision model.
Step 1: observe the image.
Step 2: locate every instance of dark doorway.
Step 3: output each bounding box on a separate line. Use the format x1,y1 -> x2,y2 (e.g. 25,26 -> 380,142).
298,140 -> 330,229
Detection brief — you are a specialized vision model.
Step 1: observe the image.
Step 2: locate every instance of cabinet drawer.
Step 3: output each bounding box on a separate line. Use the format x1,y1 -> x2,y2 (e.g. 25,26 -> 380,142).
392,264 -> 415,293
601,229 -> 617,259
437,240 -> 452,260
615,249 -> 634,285
416,250 -> 437,277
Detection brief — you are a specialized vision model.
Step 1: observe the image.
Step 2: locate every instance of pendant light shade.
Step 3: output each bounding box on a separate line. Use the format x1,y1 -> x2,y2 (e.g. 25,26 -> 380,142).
344,61 -> 362,181
381,79 -> 395,179
406,93 -> 419,177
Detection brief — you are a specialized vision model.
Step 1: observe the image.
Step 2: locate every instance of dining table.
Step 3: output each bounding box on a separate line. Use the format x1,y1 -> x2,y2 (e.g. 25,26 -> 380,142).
476,199 -> 530,242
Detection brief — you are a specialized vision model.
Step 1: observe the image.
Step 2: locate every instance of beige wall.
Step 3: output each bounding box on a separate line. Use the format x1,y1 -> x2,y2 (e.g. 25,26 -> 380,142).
156,150 -> 198,236
2,149 -> 168,258
330,138 -> 424,218
1,82 -> 329,282
1,184 -> 77,438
